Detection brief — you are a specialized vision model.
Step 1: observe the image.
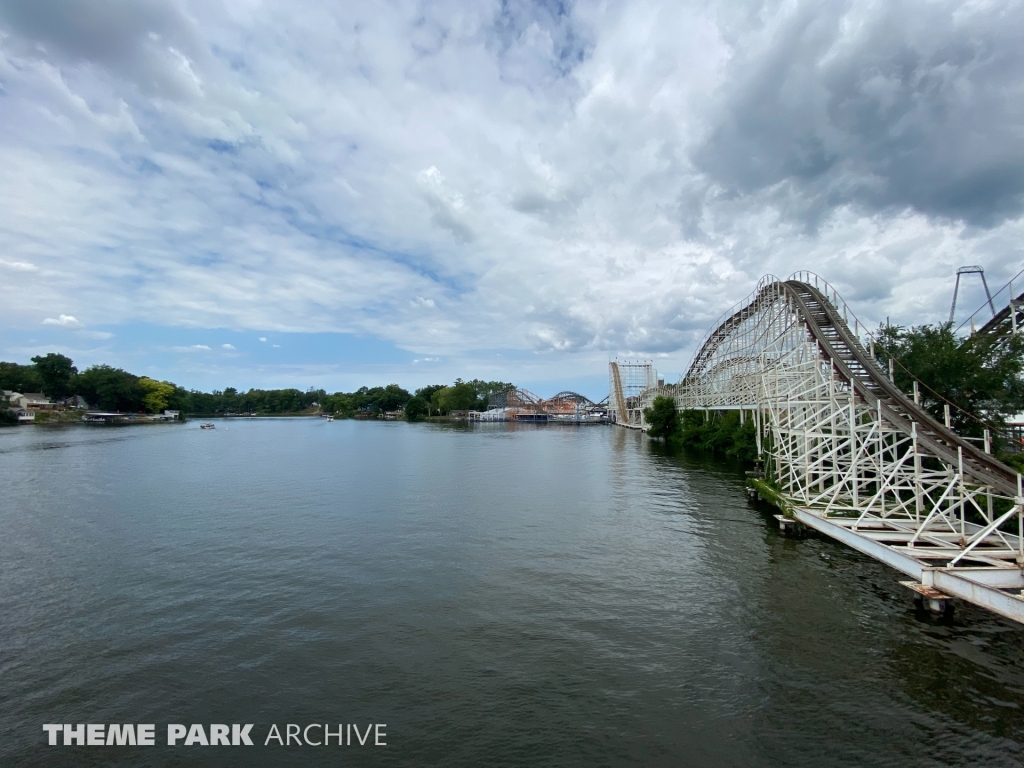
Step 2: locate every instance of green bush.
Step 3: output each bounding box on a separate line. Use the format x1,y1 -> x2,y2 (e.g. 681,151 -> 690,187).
644,395 -> 680,439
642,396 -> 759,463
678,409 -> 759,462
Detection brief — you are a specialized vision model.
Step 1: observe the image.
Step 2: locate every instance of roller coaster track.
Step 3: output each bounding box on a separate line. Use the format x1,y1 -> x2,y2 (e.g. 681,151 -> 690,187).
976,286 -> 1024,344
638,272 -> 1024,624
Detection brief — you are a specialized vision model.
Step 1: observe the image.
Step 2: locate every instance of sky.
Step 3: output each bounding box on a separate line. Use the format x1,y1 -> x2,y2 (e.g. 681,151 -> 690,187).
1,0 -> 1023,400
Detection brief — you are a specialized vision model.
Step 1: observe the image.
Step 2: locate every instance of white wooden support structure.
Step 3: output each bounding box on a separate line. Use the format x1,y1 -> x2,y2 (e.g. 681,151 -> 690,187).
633,272 -> 1024,625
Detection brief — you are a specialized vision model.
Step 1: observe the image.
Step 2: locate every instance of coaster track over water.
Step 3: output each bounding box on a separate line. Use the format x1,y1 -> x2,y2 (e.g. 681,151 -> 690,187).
635,271 -> 1024,624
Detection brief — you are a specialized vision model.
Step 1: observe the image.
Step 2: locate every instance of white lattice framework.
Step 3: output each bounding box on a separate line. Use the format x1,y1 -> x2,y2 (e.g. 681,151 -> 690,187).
637,272 -> 1024,624
610,360 -> 657,428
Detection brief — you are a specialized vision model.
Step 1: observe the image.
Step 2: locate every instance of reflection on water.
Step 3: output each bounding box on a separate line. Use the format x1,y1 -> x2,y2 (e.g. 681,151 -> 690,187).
1,419 -> 1022,767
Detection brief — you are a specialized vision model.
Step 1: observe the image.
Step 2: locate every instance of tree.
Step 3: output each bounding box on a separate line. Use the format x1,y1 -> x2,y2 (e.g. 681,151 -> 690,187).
377,384 -> 412,412
465,379 -> 515,409
404,396 -> 428,421
76,365 -> 144,412
31,353 -> 78,399
431,380 -> 477,414
678,410 -> 758,462
0,361 -> 44,393
875,322 -> 1024,439
139,377 -> 176,413
415,384 -> 446,401
0,408 -> 18,426
643,395 -> 680,439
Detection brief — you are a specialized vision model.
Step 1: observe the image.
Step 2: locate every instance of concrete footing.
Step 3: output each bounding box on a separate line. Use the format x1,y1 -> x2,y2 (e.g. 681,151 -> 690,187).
774,514 -> 804,537
901,581 -> 953,616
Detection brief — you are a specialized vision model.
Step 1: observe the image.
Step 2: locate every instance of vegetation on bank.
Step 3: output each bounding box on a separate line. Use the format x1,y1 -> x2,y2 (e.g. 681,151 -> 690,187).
0,353 -> 513,423
644,396 -> 759,462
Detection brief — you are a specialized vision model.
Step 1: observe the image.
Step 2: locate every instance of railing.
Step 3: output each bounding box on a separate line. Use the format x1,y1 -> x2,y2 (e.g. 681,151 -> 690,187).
789,270 -> 1018,451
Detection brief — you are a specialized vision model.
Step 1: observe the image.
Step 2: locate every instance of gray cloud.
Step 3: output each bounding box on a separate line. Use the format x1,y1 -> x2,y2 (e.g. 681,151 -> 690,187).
692,0 -> 1024,227
0,0 -> 208,100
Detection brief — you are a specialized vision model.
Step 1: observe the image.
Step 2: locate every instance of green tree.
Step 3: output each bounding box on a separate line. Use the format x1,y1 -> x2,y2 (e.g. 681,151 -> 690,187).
465,379 -> 515,409
139,377 -> 176,413
431,380 -> 477,414
415,384 -> 446,401
76,365 -> 144,412
676,409 -> 759,462
0,408 -> 18,426
643,395 -> 680,440
376,384 -> 412,412
404,396 -> 428,421
31,353 -> 78,399
0,361 -> 44,393
875,322 -> 1024,438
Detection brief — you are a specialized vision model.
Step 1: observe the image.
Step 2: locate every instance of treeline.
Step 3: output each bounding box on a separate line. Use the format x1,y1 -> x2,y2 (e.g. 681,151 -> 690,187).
0,353 -> 512,420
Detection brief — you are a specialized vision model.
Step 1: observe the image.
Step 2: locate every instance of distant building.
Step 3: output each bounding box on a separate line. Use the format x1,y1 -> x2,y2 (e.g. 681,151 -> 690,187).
17,393 -> 56,410
57,395 -> 91,409
83,412 -> 129,423
162,410 -> 180,421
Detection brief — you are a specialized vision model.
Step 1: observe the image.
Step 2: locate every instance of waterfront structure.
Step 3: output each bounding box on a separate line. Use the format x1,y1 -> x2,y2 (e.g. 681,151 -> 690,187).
471,388 -> 608,423
630,271 -> 1024,625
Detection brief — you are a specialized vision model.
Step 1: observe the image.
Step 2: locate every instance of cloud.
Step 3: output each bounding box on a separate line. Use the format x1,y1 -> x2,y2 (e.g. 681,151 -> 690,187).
416,166 -> 475,244
172,344 -> 211,352
221,343 -> 236,350
42,314 -> 83,328
77,330 -> 114,340
412,357 -> 440,364
0,258 -> 38,272
690,1 -> 1024,228
0,0 -> 209,101
1,0 -> 1023,389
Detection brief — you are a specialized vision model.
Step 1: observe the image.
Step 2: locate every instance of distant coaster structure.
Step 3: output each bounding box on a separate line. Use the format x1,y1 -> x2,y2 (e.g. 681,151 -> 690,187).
624,271 -> 1024,625
475,388 -> 608,423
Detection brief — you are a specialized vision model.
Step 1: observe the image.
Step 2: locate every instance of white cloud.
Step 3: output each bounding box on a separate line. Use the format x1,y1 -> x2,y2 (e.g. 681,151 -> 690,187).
42,314 -> 83,328
77,330 -> 114,340
172,344 -> 212,352
221,343 -> 236,350
0,258 -> 38,272
1,0 -> 1022,386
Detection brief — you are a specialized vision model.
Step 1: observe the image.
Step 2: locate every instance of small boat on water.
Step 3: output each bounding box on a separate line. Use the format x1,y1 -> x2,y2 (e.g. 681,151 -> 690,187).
326,415 -> 334,422
200,423 -> 216,430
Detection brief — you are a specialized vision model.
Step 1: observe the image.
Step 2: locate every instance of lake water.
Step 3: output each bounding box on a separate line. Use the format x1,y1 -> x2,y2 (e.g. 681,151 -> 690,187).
2,418 -> 1023,767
